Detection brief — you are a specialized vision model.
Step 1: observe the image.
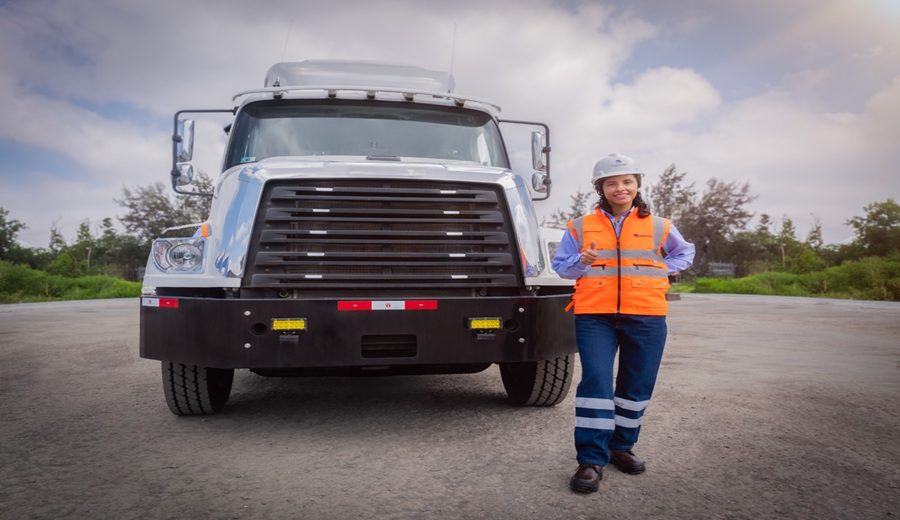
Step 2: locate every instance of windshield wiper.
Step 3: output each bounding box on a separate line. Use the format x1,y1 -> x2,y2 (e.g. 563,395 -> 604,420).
366,154 -> 401,161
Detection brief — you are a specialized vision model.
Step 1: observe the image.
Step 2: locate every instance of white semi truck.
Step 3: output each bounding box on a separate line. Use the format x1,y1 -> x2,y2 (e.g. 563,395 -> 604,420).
140,60 -> 575,415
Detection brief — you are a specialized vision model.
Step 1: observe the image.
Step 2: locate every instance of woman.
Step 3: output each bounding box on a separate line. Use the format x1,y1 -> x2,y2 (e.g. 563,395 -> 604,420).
551,153 -> 695,494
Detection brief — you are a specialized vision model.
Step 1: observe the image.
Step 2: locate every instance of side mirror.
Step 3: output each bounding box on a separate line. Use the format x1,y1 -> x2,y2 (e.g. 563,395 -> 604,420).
174,164 -> 194,186
532,172 -> 549,193
497,118 -> 551,201
531,131 -> 547,172
175,119 -> 195,162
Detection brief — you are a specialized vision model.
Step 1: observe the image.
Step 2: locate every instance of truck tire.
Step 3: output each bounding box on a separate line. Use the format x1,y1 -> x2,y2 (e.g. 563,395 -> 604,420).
161,361 -> 234,416
499,355 -> 573,406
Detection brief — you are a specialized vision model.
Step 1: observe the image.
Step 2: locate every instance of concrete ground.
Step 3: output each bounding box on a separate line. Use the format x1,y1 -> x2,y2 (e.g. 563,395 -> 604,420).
1,294 -> 898,519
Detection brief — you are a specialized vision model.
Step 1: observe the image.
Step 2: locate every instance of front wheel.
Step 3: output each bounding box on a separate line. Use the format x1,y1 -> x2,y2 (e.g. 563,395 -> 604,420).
161,361 -> 234,416
499,355 -> 573,406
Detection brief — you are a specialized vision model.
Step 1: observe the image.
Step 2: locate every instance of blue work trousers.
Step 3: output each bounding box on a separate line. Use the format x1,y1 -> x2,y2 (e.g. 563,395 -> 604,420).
574,314 -> 667,466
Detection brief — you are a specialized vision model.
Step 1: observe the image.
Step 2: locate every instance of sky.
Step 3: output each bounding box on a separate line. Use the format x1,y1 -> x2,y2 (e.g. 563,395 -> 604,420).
1,0 -> 899,248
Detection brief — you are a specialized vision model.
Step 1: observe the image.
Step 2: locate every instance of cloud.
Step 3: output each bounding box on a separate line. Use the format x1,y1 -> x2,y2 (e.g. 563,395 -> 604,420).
784,68 -> 832,90
0,0 -> 897,249
0,76 -> 169,186
0,0 -> 659,245
543,71 -> 899,244
539,65 -> 722,210
632,79 -> 899,242
0,172 -> 121,248
862,74 -> 900,158
599,66 -> 721,135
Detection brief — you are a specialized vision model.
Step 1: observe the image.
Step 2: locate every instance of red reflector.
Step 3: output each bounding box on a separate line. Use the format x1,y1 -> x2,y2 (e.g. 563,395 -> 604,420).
336,300 -> 438,311
338,301 -> 372,311
142,297 -> 179,309
406,300 -> 438,310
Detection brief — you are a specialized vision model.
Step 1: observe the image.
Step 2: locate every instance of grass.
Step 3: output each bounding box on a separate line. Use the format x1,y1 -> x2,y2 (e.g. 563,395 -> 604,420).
0,261 -> 141,304
3,255 -> 898,303
676,256 -> 900,301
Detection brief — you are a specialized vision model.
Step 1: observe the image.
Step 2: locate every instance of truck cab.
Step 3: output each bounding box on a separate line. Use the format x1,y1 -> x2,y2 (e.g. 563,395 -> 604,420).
140,60 -> 575,415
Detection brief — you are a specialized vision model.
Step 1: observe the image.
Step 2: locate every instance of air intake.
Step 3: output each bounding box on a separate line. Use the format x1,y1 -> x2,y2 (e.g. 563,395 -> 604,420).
243,179 -> 521,290
361,334 -> 417,358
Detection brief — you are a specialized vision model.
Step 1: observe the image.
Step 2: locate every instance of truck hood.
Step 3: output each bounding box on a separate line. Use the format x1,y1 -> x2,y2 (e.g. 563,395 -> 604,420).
144,156 -> 555,288
222,156 -> 519,190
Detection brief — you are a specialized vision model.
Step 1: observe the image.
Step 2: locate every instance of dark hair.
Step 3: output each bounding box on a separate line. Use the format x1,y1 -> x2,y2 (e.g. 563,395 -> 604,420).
594,176 -> 651,218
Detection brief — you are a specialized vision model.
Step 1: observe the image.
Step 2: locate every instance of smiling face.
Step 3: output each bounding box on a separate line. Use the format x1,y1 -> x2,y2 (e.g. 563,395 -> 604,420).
598,174 -> 640,214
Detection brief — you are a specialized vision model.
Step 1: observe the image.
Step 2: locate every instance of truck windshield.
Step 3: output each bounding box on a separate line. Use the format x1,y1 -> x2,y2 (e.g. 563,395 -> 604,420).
225,100 -> 509,170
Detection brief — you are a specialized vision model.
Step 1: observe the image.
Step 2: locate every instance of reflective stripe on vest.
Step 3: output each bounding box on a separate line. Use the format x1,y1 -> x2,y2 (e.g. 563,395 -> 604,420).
566,210 -> 671,316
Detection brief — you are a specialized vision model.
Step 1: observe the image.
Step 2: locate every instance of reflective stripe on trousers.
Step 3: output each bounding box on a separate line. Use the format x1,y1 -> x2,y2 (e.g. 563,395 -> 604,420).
574,313 -> 667,466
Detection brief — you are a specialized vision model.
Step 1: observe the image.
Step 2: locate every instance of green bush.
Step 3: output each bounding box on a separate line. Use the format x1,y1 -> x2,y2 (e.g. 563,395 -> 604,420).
0,261 -> 141,303
668,282 -> 694,294
686,256 -> 900,301
47,250 -> 79,277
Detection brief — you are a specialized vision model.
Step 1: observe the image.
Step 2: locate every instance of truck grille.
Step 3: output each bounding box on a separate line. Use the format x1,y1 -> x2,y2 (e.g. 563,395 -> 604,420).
243,179 -> 521,289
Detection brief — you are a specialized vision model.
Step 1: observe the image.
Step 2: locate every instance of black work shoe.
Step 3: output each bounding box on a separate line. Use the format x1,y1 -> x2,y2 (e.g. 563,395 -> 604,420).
610,449 -> 646,474
570,464 -> 603,493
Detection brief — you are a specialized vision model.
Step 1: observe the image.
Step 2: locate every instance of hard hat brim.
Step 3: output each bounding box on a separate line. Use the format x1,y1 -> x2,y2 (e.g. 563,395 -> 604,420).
592,171 -> 643,182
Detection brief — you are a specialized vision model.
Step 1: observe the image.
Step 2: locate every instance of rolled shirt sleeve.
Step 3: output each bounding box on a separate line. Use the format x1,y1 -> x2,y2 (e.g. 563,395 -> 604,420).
551,230 -> 592,280
663,223 -> 695,274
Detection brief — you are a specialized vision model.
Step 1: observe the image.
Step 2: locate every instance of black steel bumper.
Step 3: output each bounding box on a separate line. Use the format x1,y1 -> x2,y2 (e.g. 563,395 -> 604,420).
140,294 -> 575,369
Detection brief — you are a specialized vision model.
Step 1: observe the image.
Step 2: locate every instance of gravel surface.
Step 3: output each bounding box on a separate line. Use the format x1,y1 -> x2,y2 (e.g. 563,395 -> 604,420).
1,294 -> 898,519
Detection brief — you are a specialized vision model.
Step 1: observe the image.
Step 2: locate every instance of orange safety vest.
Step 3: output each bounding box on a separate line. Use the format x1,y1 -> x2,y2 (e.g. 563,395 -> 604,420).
566,209 -> 671,316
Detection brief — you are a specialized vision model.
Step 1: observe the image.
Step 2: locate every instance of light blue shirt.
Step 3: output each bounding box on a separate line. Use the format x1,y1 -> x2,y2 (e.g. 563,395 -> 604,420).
551,208 -> 695,280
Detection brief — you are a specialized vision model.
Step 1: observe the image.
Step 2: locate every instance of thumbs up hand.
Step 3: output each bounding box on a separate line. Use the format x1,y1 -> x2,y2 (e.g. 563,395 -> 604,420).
580,241 -> 599,265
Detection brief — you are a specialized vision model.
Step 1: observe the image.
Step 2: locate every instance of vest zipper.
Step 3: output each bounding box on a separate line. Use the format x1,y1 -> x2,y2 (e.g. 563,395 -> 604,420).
615,212 -> 629,314
616,235 -> 622,313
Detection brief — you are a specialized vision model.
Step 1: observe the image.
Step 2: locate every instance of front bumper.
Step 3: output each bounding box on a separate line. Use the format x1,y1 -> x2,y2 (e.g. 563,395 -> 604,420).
140,294 -> 575,369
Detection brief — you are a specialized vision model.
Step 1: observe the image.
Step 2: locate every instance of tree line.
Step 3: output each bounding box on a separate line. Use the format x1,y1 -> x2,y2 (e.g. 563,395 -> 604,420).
0,173 -> 213,280
542,164 -> 899,277
1,166 -> 897,282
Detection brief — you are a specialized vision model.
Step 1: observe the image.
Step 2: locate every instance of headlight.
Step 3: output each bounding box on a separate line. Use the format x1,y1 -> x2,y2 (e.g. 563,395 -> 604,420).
151,238 -> 206,272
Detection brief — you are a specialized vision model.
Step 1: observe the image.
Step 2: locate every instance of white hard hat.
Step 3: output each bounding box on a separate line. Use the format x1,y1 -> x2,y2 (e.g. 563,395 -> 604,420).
592,153 -> 643,184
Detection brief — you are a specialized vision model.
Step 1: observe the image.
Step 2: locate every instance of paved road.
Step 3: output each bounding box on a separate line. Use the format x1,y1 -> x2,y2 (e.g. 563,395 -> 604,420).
1,295 -> 898,519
